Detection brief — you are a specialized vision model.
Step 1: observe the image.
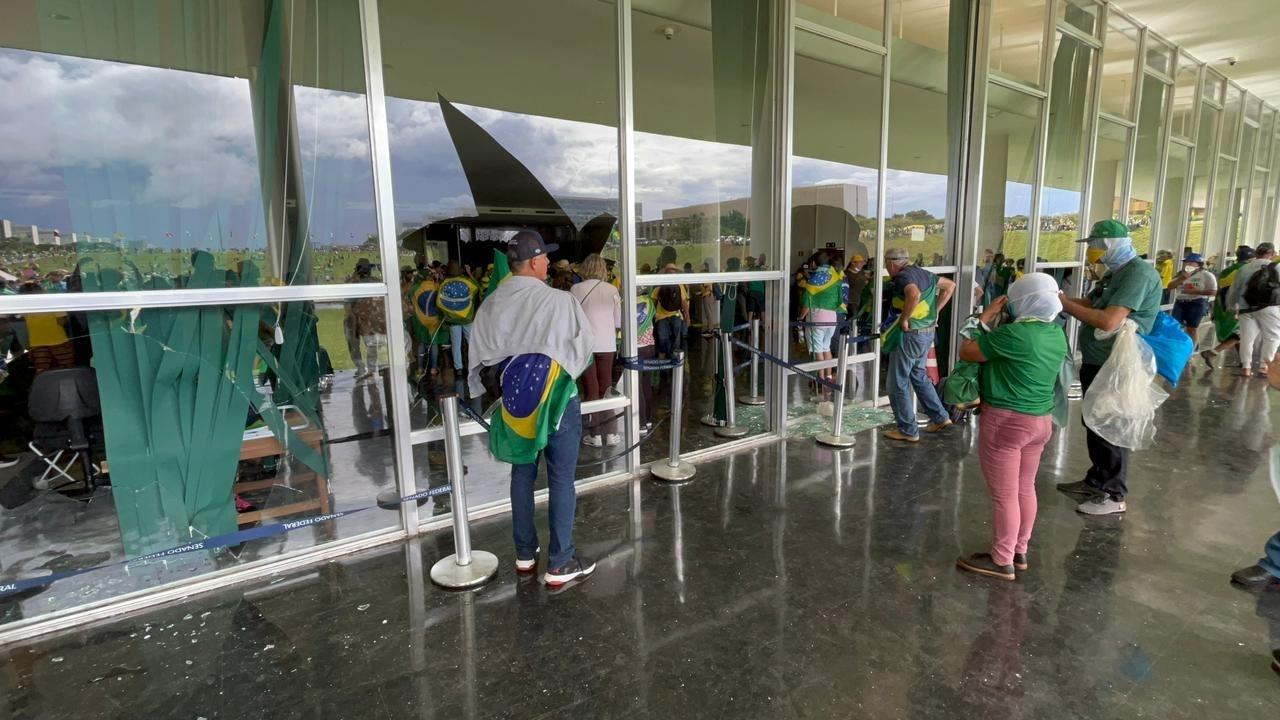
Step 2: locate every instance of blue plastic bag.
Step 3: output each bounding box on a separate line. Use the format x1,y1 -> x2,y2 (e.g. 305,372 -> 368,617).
1140,311 -> 1194,387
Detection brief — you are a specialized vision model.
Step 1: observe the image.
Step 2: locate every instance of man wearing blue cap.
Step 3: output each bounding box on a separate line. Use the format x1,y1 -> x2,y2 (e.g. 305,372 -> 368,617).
1167,252 -> 1217,343
1057,219 -> 1163,516
469,230 -> 597,586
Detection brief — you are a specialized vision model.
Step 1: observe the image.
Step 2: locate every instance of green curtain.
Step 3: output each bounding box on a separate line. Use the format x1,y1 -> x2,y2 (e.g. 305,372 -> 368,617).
85,251 -> 328,556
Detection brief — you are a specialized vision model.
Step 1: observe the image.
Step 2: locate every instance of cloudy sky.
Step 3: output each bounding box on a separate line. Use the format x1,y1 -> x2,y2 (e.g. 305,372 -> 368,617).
0,46 -> 1051,253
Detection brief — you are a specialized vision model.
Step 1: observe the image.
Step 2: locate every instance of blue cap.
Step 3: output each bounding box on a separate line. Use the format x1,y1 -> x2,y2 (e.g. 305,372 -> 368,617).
1185,253 -> 1205,264
507,230 -> 559,261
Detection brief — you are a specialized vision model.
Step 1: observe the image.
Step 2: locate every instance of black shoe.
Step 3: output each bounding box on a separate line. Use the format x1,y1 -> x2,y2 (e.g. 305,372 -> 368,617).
956,553 -> 1015,581
1056,480 -> 1101,499
545,556 -> 596,587
1230,564 -> 1280,590
1013,553 -> 1028,571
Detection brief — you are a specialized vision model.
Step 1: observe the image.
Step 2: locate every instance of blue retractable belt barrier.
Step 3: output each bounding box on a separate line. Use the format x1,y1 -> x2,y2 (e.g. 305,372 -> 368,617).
728,334 -> 879,393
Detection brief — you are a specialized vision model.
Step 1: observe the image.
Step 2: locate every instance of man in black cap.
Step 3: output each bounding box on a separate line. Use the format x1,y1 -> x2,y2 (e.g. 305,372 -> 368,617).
468,230 -> 597,586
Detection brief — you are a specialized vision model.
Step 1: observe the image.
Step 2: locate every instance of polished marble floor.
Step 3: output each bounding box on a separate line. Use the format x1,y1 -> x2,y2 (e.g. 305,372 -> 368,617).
1,367 -> 1279,719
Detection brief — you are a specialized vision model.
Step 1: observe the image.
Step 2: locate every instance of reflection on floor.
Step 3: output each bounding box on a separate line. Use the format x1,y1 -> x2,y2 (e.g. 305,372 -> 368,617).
3,369 -> 1278,718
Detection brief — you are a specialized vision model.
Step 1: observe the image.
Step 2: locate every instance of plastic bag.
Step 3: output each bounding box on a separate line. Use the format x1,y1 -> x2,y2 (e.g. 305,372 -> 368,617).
1052,357 -> 1075,429
1082,321 -> 1169,450
942,316 -> 985,408
1140,311 -> 1194,387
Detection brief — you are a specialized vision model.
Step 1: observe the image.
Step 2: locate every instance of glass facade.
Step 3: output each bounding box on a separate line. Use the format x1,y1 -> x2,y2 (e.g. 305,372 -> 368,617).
2,0 -> 1278,638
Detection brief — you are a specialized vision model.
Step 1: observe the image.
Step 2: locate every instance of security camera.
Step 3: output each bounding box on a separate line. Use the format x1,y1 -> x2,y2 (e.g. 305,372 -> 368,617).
1225,56 -> 1238,67
663,26 -> 676,40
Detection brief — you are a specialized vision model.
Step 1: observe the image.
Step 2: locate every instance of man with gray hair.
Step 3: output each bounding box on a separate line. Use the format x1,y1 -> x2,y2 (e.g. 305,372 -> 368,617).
882,248 -> 956,442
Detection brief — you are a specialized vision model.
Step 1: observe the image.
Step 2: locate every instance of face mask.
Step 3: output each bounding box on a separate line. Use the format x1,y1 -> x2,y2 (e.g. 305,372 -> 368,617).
1183,265 -> 1197,274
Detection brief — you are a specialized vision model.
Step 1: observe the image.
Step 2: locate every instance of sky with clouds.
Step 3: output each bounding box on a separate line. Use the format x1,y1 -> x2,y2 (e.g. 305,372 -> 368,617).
0,45 -> 1057,254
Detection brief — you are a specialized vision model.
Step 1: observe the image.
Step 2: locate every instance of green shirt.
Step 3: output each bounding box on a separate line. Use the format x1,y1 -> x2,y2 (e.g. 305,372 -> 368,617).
978,320 -> 1068,416
1077,258 -> 1163,366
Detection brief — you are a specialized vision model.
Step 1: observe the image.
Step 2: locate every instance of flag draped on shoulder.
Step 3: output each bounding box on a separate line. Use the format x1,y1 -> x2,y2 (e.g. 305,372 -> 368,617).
489,353 -> 577,465
802,265 -> 843,311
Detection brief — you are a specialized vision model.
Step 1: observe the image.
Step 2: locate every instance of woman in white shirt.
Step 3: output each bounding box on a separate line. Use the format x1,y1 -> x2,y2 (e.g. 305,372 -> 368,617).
571,254 -> 623,447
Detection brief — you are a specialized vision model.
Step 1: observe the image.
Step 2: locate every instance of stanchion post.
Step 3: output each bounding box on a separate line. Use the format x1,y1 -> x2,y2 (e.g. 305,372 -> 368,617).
650,351 -> 696,482
700,334 -> 722,427
716,330 -> 749,438
816,327 -> 857,448
739,318 -> 766,405
430,394 -> 499,588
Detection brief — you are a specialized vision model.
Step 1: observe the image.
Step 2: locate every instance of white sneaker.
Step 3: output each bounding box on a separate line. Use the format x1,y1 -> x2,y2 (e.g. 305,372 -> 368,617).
516,547 -> 540,574
1077,496 -> 1127,515
604,433 -> 622,447
582,435 -> 603,448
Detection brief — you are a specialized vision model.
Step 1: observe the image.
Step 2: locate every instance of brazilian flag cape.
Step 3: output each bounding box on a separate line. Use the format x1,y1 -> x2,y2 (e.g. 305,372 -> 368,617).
437,274 -> 479,324
408,278 -> 448,345
802,265 -> 843,312
1212,260 -> 1248,343
489,354 -> 578,465
881,273 -> 938,353
636,294 -> 656,338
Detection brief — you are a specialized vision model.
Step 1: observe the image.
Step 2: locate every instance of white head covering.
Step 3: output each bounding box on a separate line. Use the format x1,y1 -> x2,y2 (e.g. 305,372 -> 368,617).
1006,272 -> 1062,322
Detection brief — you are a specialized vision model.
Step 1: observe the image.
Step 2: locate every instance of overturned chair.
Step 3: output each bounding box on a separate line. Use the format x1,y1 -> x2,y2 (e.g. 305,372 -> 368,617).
27,367 -> 104,493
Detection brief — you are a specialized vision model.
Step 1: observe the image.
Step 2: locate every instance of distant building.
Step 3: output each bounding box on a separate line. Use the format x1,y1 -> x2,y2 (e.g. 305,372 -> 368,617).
637,183 -> 870,244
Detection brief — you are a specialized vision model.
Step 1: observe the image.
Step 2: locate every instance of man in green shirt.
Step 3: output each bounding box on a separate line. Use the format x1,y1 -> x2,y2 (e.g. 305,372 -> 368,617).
1058,219 -> 1163,516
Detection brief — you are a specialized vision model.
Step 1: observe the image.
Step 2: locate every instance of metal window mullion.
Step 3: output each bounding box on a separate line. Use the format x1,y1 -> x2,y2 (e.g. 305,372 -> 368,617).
769,0 -> 796,434
870,0 -> 893,394
358,0 -> 419,537
616,0 -> 640,472
1055,21 -> 1101,50
1172,62 -> 1203,252
794,17 -> 887,55
1026,0 -> 1057,270
1150,57 -> 1176,258
0,281 -> 388,314
1201,102 -> 1224,261
1120,27 -> 1145,226
988,73 -> 1049,99
1098,111 -> 1135,129
1240,104 -> 1264,243
1074,0 -> 1107,281
949,0 -> 990,366
636,271 -> 785,285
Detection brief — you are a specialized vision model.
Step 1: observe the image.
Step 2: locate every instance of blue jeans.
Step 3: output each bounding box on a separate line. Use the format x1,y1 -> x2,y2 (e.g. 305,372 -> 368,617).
510,396 -> 581,569
1259,531 -> 1280,579
449,323 -> 472,370
654,316 -> 686,359
887,328 -> 948,437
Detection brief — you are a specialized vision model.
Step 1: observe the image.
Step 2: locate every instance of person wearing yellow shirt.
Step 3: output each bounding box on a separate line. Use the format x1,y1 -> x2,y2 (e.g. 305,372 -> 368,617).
651,264 -> 690,362
18,283 -> 75,373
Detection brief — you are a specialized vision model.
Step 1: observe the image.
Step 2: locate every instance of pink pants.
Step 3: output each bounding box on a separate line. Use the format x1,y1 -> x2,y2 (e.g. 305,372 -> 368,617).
978,406 -> 1053,566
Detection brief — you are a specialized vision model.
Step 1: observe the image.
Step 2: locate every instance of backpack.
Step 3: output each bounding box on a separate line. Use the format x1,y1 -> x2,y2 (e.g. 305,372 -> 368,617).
657,285 -> 683,313
1242,263 -> 1280,309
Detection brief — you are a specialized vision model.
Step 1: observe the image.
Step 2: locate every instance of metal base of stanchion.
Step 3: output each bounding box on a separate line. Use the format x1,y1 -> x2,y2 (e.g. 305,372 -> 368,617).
699,414 -> 720,428
738,394 -> 766,406
814,432 -> 857,448
714,424 -> 750,438
649,460 -> 697,482
429,551 -> 499,589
